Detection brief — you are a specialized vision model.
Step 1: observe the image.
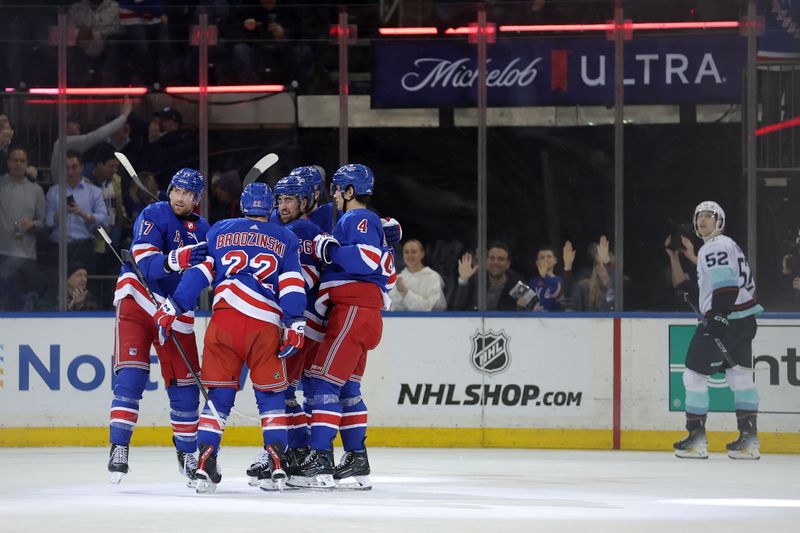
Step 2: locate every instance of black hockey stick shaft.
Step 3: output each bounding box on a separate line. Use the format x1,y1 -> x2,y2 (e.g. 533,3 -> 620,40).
96,227 -> 224,426
114,152 -> 160,203
681,292 -> 757,374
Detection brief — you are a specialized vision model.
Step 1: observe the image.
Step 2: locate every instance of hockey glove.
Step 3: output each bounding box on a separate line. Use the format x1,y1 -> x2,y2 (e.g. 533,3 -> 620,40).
278,321 -> 305,359
312,234 -> 339,265
381,217 -> 403,247
165,242 -> 208,273
154,297 -> 181,345
705,313 -> 729,340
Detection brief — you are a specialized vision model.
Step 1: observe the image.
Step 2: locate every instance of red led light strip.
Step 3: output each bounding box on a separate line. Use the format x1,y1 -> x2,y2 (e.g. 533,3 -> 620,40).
755,116 -> 800,137
379,20 -> 741,36
4,85 -> 284,96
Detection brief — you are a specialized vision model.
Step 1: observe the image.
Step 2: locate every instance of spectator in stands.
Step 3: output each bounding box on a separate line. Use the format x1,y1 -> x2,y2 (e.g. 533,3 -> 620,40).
65,261 -> 100,311
117,0 -> 167,84
663,231 -> 699,309
143,106 -> 196,189
68,0 -> 123,86
0,146 -> 46,311
575,236 -> 615,311
45,150 -> 109,274
0,113 -> 14,174
525,242 -> 575,312
209,170 -> 243,222
38,261 -> 101,311
125,170 -> 161,221
452,241 -> 525,311
88,144 -> 128,269
50,99 -> 132,187
389,239 -> 447,311
228,0 -> 291,83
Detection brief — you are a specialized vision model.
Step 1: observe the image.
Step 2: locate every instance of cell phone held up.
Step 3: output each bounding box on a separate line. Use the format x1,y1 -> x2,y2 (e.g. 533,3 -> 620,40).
66,194 -> 76,207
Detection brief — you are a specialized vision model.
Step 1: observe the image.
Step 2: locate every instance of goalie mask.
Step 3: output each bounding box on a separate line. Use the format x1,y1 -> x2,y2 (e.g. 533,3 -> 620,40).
240,182 -> 274,217
693,200 -> 725,239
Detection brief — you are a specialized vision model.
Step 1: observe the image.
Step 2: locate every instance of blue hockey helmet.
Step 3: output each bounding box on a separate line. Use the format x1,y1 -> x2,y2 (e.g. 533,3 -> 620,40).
240,182 -> 274,217
289,165 -> 324,193
274,174 -> 314,205
330,164 -> 374,197
168,168 -> 205,202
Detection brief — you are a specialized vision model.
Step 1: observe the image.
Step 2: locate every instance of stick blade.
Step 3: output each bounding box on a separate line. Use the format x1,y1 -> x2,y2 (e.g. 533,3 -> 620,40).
242,153 -> 279,188
114,152 -> 136,179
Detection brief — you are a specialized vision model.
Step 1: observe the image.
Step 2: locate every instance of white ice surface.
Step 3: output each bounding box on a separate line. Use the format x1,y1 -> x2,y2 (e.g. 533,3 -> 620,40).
0,447 -> 798,532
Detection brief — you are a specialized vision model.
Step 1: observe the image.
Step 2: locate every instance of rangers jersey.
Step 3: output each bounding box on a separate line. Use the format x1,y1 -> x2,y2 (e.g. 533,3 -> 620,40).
113,201 -> 210,334
284,217 -> 325,341
316,208 -> 396,316
696,234 -> 764,319
308,202 -> 334,234
171,217 -> 306,327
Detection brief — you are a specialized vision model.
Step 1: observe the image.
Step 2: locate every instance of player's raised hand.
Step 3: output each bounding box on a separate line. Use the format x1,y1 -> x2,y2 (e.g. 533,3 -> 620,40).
154,297 -> 180,345
278,321 -> 305,358
312,234 -> 340,265
381,217 -> 403,247
166,242 -> 207,272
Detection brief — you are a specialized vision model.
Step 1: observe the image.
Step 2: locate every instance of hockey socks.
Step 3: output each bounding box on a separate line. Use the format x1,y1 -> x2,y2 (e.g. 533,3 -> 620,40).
167,385 -> 199,453
285,386 -> 308,449
339,380 -> 368,452
197,388 -> 235,451
109,368 -> 148,445
256,389 -> 289,450
307,377 -> 342,451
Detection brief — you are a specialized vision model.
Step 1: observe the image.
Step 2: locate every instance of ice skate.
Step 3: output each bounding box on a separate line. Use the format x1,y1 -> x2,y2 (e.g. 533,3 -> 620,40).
246,449 -> 270,487
258,443 -> 288,492
195,444 -> 222,494
176,449 -> 198,488
334,449 -> 372,490
285,446 -> 310,477
108,444 -> 130,484
286,449 -> 336,489
674,428 -> 708,459
727,431 -> 760,460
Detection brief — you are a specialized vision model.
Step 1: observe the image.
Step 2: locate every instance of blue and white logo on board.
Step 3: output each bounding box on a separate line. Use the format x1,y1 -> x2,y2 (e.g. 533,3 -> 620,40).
470,329 -> 511,376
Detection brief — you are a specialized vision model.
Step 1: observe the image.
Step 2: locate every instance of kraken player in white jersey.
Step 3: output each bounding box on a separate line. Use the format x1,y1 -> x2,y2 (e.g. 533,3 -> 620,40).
674,201 -> 763,460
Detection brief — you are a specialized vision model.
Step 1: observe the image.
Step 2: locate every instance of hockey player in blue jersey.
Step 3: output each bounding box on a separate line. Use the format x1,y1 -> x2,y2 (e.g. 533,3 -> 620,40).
108,168 -> 210,485
288,163 -> 396,490
245,174 -> 326,485
290,165 -> 335,233
153,182 -> 307,493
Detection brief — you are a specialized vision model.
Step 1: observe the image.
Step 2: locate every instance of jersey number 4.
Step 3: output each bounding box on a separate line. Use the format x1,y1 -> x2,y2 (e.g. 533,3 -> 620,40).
220,250 -> 278,283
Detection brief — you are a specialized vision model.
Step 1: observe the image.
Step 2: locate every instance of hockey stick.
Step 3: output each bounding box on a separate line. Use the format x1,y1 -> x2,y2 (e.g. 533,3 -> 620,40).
97,226 -> 225,428
681,292 -> 761,374
114,152 -> 159,203
242,153 -> 279,188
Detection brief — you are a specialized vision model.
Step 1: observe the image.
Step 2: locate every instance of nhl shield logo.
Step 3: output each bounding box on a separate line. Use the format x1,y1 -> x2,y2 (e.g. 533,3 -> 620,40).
469,329 -> 511,376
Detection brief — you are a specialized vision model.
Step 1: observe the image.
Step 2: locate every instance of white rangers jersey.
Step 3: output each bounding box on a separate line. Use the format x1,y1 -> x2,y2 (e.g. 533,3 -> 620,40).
696,235 -> 763,319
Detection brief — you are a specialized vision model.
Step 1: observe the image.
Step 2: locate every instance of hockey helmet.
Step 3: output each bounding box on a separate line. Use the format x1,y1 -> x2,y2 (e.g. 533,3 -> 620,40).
693,200 -> 725,239
289,165 -> 324,193
330,163 -> 374,197
274,174 -> 314,205
168,168 -> 205,203
240,182 -> 274,217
